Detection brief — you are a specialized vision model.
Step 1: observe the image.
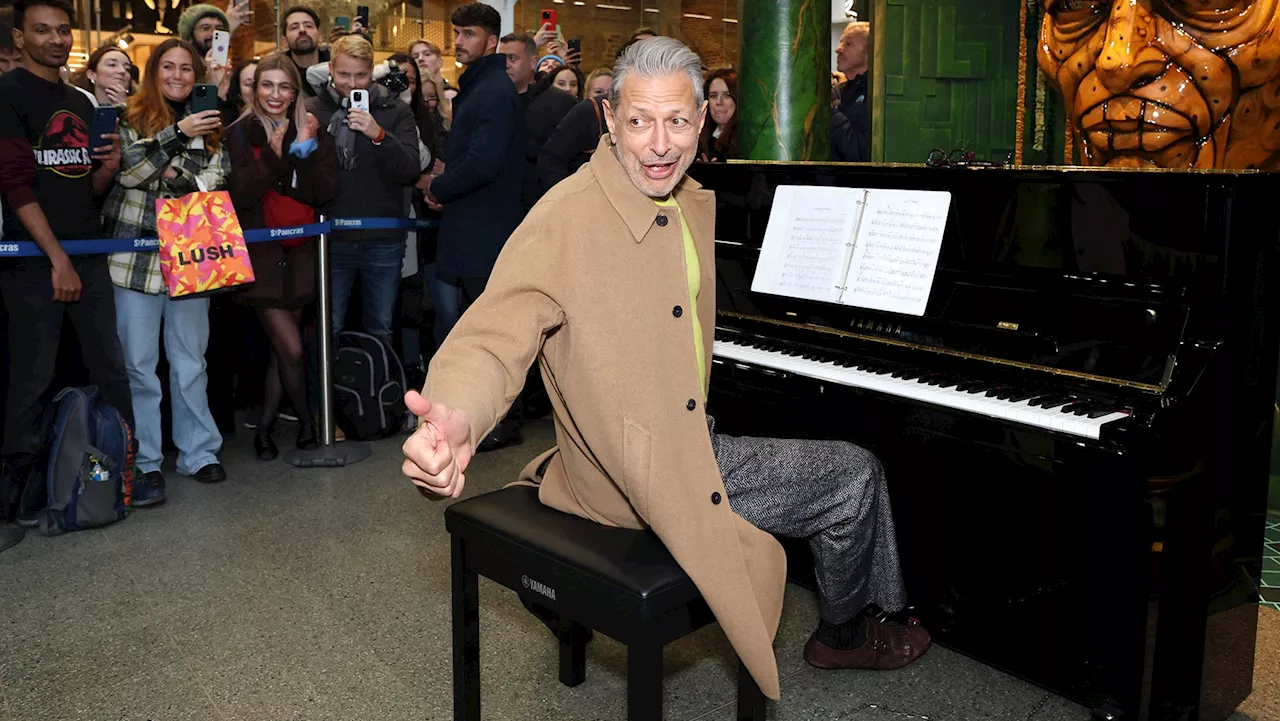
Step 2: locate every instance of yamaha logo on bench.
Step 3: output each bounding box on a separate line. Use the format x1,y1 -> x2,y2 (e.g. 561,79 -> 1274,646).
521,574 -> 556,601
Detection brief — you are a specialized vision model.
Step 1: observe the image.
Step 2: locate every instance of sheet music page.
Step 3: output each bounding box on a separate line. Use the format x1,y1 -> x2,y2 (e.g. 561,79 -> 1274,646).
841,189 -> 952,316
750,185 -> 863,304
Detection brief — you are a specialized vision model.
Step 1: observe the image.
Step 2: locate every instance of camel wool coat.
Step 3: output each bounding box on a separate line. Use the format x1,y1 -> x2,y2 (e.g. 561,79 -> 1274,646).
423,135 -> 787,700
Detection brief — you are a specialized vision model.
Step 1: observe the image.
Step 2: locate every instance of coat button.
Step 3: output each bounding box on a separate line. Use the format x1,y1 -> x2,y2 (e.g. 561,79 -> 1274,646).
686,398 -> 697,411
711,491 -> 722,505
672,305 -> 683,318
656,214 -> 669,227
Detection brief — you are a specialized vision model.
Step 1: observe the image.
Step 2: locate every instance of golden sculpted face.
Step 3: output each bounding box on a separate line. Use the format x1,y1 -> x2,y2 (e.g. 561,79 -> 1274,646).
1038,0 -> 1280,169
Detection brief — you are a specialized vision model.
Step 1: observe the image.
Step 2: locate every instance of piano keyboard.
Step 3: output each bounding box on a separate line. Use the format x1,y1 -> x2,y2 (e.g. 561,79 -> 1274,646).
713,338 -> 1130,440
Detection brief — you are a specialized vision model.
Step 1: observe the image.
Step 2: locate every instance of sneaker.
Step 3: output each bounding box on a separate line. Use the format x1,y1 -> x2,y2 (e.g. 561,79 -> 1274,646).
243,405 -> 263,430
190,463 -> 227,484
132,471 -> 167,507
16,509 -> 40,528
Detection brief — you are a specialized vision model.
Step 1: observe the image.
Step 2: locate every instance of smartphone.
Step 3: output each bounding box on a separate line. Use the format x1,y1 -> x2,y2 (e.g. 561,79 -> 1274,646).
540,8 -> 557,30
89,105 -> 119,152
211,29 -> 230,66
334,15 -> 350,30
566,38 -> 581,57
191,84 -> 219,114
356,5 -> 369,27
349,88 -> 369,112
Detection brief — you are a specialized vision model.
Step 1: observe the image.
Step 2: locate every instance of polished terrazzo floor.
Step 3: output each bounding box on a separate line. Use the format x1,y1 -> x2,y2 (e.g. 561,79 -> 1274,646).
0,417 -> 1267,720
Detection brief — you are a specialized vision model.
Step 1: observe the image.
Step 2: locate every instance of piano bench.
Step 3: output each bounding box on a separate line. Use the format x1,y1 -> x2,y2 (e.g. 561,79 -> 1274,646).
445,485 -> 768,721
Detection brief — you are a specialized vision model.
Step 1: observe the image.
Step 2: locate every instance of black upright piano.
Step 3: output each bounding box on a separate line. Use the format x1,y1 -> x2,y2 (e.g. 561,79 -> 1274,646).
690,161 -> 1280,721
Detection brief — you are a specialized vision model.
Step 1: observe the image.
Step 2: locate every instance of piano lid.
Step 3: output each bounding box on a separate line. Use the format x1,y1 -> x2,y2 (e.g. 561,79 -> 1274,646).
691,162 -> 1277,391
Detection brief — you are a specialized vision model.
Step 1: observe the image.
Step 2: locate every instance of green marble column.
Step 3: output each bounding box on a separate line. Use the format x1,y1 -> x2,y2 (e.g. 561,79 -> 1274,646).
737,0 -> 831,161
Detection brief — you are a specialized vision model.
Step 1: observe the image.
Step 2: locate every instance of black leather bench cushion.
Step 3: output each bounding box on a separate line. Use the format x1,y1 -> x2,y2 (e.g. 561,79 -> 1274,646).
445,485 -> 701,612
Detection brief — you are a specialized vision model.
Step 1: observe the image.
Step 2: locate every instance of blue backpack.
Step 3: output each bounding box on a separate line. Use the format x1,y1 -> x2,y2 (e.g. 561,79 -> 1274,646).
41,386 -> 134,536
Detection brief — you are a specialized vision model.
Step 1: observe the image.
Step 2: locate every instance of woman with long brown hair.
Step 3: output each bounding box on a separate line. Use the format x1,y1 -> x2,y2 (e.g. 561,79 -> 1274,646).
72,45 -> 133,107
104,38 -> 230,503
698,68 -> 738,162
225,52 -> 337,459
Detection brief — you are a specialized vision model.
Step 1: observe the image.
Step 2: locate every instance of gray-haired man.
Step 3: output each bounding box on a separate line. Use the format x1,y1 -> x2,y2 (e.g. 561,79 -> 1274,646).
403,36 -> 929,700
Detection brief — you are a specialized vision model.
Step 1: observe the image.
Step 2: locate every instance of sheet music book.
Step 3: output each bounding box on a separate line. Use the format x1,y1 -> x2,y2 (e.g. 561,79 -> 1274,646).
750,185 -> 952,316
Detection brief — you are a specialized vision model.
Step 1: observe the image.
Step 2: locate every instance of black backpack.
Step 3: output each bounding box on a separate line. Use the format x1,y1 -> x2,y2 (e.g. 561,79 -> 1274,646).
333,331 -> 408,440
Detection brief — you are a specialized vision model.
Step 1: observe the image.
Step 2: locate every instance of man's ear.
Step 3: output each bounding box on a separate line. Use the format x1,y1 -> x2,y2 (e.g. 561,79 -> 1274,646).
11,27 -> 22,52
485,32 -> 498,54
602,98 -> 617,139
697,99 -> 708,134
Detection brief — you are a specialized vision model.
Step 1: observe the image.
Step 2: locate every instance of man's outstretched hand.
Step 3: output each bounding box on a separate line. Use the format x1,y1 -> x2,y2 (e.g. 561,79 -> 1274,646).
402,391 -> 473,498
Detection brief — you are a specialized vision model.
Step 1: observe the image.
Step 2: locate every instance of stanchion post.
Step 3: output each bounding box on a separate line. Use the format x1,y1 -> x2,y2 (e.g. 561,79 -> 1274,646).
316,214 -> 336,447
284,215 -> 371,467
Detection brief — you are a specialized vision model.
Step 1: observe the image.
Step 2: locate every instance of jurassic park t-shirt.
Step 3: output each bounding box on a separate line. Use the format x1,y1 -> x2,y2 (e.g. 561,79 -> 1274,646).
0,67 -> 101,246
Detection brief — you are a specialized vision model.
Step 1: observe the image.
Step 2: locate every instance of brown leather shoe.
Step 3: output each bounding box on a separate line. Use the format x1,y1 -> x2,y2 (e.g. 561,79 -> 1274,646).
803,615 -> 931,670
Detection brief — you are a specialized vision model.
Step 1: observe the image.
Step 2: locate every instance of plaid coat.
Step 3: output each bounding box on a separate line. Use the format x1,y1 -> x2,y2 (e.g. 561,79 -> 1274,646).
105,115 -> 230,294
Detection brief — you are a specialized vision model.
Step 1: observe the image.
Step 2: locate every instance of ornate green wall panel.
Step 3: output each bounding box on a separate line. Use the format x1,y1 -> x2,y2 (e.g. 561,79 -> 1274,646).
873,0 -> 1020,163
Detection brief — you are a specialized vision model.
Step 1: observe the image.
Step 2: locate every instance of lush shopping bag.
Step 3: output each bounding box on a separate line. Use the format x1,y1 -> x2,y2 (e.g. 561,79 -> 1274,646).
156,188 -> 255,298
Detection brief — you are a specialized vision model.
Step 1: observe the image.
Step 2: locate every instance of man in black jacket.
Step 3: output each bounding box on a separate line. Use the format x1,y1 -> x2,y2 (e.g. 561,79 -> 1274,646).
499,31 -> 576,214
308,33 -> 421,345
831,21 -> 870,162
421,1 -> 525,448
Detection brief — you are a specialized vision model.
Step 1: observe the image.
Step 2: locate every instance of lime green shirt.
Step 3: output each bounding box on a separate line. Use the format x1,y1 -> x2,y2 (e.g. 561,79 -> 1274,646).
654,196 -> 706,397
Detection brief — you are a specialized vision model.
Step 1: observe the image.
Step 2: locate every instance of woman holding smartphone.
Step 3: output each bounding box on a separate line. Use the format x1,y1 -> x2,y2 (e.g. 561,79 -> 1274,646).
103,38 -> 230,504
226,53 -> 338,459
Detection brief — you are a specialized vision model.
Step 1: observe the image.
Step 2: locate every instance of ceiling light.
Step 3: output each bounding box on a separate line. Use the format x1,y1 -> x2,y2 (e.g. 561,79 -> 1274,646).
596,4 -> 632,9
722,17 -> 738,22
643,6 -> 658,11
683,12 -> 711,19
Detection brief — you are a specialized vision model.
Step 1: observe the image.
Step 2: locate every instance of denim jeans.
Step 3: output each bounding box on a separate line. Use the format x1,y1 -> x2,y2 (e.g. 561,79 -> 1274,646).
423,262 -> 459,350
112,287 -> 222,476
329,240 -> 405,345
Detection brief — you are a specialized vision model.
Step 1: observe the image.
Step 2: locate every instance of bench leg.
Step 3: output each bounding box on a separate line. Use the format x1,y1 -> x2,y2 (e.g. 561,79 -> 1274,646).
627,642 -> 663,721
557,619 -> 588,687
452,536 -> 481,721
736,661 -> 767,721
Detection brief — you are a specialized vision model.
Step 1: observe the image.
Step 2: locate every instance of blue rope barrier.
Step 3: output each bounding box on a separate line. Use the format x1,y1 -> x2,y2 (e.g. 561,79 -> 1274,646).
0,217 -> 439,258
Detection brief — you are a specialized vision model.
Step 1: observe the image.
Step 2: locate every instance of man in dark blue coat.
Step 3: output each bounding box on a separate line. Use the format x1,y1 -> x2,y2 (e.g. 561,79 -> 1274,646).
421,1 -> 525,448
423,1 -> 523,320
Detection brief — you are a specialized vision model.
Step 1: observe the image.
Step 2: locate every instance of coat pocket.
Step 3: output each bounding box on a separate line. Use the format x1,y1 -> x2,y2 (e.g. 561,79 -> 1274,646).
622,418 -> 653,517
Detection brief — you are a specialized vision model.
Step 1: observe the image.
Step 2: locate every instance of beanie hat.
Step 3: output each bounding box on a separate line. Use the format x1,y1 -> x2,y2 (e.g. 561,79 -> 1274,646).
177,3 -> 230,43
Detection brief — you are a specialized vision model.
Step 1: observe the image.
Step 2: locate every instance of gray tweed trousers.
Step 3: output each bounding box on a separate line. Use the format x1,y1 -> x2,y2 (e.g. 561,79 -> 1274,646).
707,415 -> 907,624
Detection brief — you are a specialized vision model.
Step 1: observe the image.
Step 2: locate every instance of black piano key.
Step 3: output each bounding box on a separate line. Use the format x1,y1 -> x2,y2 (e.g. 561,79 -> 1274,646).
1062,401 -> 1096,415
1086,406 -> 1120,418
1005,389 -> 1040,402
1041,397 -> 1074,409
937,377 -> 960,389
1027,394 -> 1064,407
891,367 -> 917,379
983,386 -> 1009,397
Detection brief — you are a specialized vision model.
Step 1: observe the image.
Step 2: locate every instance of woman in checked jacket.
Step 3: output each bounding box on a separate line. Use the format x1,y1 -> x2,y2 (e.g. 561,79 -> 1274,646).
103,38 -> 230,506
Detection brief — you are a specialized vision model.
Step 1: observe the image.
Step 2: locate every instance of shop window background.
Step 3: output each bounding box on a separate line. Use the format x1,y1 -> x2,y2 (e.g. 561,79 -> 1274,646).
511,0 -> 739,76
